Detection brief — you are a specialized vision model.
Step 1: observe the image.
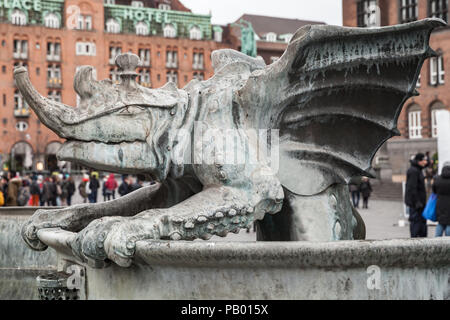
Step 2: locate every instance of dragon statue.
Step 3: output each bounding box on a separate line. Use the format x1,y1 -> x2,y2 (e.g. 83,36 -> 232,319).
15,19 -> 445,268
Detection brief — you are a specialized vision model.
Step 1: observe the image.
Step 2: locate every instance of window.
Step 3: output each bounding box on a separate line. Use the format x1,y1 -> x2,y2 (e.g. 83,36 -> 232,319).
280,34 -> 293,43
214,30 -> 223,43
164,24 -> 176,38
76,15 -> 93,30
48,90 -> 61,102
193,52 -> 204,70
138,69 -> 151,87
76,42 -> 96,56
139,49 -> 151,66
429,0 -> 448,22
430,54 -> 445,85
3,94 -> 6,106
408,105 -> 422,139
13,40 -> 28,59
109,46 -> 122,64
265,32 -> 277,42
357,0 -> 380,27
189,26 -> 202,40
159,4 -> 171,10
106,19 -> 120,33
1,66 -> 5,74
166,50 -> 178,68
11,9 -> 27,26
431,102 -> 446,137
193,72 -> 204,81
109,67 -> 120,84
399,0 -> 418,23
166,71 -> 178,86
15,121 -> 28,132
44,13 -> 60,29
131,1 -> 144,7
47,42 -> 61,61
135,22 -> 149,36
47,64 -> 62,87
14,90 -> 29,117
104,0 -> 115,4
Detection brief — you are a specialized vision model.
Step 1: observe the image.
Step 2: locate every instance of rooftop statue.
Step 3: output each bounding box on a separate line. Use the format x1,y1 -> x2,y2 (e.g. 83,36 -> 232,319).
15,19 -> 445,268
233,19 -> 257,57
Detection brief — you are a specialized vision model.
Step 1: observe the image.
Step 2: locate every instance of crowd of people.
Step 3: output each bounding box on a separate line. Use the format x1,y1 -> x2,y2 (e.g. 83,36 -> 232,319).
0,171 -> 147,207
405,153 -> 450,238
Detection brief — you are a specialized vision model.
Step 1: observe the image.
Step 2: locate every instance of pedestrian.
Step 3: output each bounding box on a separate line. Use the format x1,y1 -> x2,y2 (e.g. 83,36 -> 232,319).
359,177 -> 372,209
78,174 -> 90,204
118,175 -> 130,197
349,180 -> 360,208
17,179 -> 31,207
105,173 -> 118,201
65,175 -> 76,206
0,176 -> 6,207
60,175 -> 69,206
405,153 -> 428,238
1,175 -> 8,206
432,162 -> 450,237
38,176 -> 45,206
30,176 -> 41,206
128,175 -> 144,193
6,171 -> 22,206
102,176 -> 108,202
88,172 -> 100,203
44,176 -> 58,206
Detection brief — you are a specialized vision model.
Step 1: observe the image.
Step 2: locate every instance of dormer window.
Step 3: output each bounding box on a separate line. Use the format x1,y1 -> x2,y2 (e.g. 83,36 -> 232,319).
44,13 -> 60,29
164,24 -> 176,38
131,1 -> 144,7
11,9 -> 27,26
159,4 -> 171,10
106,18 -> 120,33
265,32 -> 277,42
135,22 -> 149,36
189,26 -> 202,40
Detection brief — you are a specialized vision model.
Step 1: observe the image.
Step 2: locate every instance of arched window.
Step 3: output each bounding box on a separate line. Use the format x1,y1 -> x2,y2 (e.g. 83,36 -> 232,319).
430,101 -> 446,138
135,22 -> 149,36
44,13 -> 60,29
164,24 -> 176,38
11,9 -> 27,26
106,18 -> 120,33
408,104 -> 422,139
189,26 -> 202,40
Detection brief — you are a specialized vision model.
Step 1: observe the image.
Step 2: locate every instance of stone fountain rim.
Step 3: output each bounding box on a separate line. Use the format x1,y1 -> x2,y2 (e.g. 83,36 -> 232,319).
37,228 -> 450,269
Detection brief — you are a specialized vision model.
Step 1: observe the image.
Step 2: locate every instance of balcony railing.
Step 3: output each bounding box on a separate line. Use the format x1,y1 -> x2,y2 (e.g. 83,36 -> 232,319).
193,63 -> 204,70
13,52 -> 28,60
47,54 -> 61,62
166,61 -> 178,69
139,81 -> 152,88
14,108 -> 30,117
47,78 -> 62,88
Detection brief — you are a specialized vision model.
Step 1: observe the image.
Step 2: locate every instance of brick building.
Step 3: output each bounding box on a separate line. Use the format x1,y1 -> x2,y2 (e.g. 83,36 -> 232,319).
230,14 -> 324,65
0,0 -> 233,173
343,0 -> 450,181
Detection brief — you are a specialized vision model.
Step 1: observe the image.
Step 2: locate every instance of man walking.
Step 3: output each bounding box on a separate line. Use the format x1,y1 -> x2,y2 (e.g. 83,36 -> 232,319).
405,153 -> 428,238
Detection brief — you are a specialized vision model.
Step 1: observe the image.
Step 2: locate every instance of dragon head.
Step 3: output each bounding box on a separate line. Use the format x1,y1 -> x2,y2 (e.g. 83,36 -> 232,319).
14,53 -> 190,180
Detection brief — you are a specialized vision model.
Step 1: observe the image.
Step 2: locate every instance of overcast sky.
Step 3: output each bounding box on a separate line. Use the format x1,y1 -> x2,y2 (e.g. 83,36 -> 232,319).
180,0 -> 343,26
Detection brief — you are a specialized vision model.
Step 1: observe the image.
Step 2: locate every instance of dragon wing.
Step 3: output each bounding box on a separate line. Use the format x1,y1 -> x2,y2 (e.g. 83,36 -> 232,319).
238,18 -> 446,196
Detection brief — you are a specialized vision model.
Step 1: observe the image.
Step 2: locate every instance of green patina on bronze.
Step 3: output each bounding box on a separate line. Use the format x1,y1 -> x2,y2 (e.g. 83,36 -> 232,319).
232,19 -> 257,57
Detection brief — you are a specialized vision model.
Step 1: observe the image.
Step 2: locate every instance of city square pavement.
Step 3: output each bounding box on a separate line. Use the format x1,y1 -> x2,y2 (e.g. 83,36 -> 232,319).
68,178 -> 439,241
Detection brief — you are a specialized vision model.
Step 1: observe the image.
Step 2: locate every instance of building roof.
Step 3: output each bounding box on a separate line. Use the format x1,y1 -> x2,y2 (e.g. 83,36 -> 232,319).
235,14 -> 325,38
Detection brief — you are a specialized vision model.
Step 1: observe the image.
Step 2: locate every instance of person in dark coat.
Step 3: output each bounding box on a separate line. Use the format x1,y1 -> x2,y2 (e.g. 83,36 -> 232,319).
88,172 -> 100,203
359,177 -> 372,209
118,175 -> 130,197
405,153 -> 428,238
349,181 -> 360,208
432,162 -> 450,237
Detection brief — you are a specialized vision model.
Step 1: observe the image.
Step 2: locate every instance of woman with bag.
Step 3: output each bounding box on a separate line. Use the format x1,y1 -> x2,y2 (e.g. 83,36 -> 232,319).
432,162 -> 450,237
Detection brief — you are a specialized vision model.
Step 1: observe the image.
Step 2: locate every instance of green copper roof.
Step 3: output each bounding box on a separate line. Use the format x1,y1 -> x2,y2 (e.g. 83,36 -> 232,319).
104,4 -> 213,39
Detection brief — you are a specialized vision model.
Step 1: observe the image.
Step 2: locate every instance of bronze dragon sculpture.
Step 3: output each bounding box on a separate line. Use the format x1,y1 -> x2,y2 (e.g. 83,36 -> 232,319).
15,19 -> 445,268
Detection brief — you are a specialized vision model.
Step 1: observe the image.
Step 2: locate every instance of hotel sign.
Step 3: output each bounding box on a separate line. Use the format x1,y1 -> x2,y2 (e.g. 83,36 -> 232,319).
0,0 -> 41,11
123,7 -> 170,24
